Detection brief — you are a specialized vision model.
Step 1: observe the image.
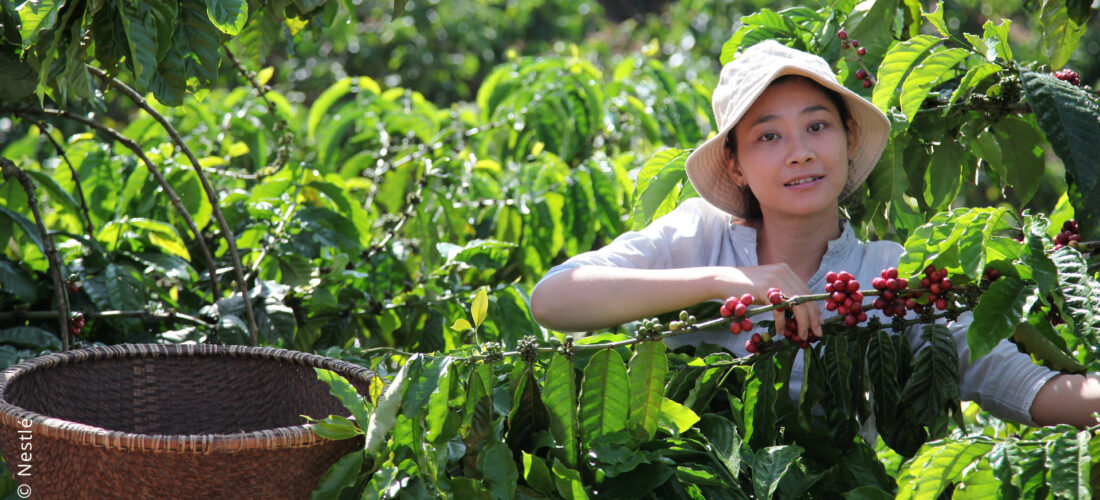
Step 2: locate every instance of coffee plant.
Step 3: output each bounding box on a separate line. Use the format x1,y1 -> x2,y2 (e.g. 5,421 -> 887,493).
2,0 -> 1100,497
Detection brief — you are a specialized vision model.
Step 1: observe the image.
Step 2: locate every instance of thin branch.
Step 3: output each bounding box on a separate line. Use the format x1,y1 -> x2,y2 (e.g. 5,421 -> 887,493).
26,119 -> 95,238
223,47 -> 293,180
86,66 -> 260,345
0,309 -> 213,328
3,106 -> 222,300
361,158 -> 434,261
245,166 -> 305,284
1,158 -> 71,350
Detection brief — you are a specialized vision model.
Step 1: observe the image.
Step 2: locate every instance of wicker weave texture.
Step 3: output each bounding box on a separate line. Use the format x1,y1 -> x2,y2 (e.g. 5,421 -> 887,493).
0,344 -> 375,499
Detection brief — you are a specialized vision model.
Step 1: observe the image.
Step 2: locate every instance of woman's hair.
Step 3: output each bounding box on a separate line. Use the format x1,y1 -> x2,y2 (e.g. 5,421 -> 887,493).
723,75 -> 852,221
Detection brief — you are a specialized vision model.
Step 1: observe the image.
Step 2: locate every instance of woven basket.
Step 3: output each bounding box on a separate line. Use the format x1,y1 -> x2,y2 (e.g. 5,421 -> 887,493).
0,344 -> 376,499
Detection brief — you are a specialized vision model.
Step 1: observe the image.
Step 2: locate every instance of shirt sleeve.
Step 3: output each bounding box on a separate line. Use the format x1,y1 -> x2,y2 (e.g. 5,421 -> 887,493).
532,198 -> 722,294
907,312 -> 1058,426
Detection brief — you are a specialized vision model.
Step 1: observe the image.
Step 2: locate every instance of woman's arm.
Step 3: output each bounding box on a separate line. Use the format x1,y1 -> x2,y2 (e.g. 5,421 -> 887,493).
530,263 -> 822,338
1030,373 -> 1100,428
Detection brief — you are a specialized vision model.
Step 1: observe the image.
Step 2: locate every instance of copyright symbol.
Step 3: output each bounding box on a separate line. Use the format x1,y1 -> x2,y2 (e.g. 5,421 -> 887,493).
16,484 -> 30,498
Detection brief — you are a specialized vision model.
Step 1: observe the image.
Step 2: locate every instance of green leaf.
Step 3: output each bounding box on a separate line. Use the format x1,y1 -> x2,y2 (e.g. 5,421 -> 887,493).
631,148 -> 690,230
658,397 -> 699,434
478,441 -> 518,500
205,0 -> 247,36
127,218 -> 192,261
0,326 -> 61,351
743,355 -> 776,449
0,206 -> 45,254
578,348 -> 629,444
899,48 -> 970,122
308,415 -> 362,440
0,48 -> 37,102
1020,71 -> 1100,238
699,414 -> 742,482
993,116 -> 1045,206
966,277 -> 1040,362
543,354 -> 578,467
464,363 -> 494,447
628,341 -> 668,441
867,330 -> 901,424
1039,0 -> 1085,69
22,169 -> 81,219
752,445 -> 803,500
981,19 -> 1013,62
1046,428 -> 1091,499
472,286 -> 488,328
402,356 -> 451,418
307,77 -> 381,141
506,365 -> 550,453
178,0 -> 222,85
1021,217 -> 1059,297
822,335 -> 854,418
116,0 -> 177,89
16,0 -> 60,51
895,440 -> 993,500
897,207 -> 1017,279
844,486 -> 896,500
923,139 -> 963,210
104,263 -> 146,312
1007,438 -> 1048,498
551,459 -> 589,500
425,365 -> 455,443
1014,322 -> 1084,373
365,355 -> 412,453
900,325 -> 960,426
1049,247 -> 1100,362
948,63 -> 1000,106
522,451 -> 555,495
0,260 -> 36,304
872,35 -> 941,112
314,368 -> 371,428
797,344 -> 825,430
921,2 -> 949,38
450,318 -> 472,332
310,450 -> 363,500
989,440 -> 1023,500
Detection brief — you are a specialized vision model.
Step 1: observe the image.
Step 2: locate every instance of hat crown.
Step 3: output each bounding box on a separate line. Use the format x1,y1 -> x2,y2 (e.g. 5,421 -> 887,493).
712,41 -> 837,131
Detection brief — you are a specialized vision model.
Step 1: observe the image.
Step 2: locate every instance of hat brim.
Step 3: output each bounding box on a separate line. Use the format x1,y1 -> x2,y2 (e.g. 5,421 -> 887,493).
685,65 -> 890,219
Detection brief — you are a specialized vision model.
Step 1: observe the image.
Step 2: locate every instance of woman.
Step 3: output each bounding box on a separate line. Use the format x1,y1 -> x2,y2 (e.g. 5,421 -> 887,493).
530,40 -> 1099,428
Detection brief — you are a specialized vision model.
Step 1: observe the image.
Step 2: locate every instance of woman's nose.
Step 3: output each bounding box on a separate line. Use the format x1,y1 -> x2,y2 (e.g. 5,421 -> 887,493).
786,139 -> 816,165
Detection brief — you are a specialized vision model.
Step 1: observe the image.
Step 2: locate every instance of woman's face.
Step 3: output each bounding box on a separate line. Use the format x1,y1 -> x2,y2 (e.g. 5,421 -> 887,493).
727,77 -> 857,221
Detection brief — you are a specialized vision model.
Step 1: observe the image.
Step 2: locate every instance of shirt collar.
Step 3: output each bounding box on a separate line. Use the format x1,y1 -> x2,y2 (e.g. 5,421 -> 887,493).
728,220 -> 856,285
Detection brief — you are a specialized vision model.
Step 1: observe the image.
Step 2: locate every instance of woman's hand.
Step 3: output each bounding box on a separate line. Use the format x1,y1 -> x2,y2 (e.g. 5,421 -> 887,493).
714,263 -> 823,341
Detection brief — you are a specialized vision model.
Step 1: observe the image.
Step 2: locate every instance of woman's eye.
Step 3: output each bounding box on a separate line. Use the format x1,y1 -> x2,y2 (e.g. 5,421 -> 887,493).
759,133 -> 778,142
809,122 -> 827,132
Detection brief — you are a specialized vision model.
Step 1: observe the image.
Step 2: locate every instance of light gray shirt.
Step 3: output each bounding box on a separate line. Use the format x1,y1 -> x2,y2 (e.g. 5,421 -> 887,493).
535,198 -> 1057,425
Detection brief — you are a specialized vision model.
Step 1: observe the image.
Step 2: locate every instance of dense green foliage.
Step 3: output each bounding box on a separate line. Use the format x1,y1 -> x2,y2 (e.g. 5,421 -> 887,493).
2,0 -> 1100,497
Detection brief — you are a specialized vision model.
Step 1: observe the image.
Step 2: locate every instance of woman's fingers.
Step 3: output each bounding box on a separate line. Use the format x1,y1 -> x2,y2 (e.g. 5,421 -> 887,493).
772,308 -> 786,338
792,301 -> 813,341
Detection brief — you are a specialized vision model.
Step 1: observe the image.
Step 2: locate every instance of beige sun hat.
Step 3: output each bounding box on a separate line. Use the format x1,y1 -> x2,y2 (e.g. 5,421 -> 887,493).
685,40 -> 891,218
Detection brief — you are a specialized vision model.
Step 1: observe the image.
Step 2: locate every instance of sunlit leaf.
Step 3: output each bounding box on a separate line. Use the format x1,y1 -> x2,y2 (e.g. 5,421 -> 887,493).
578,349 -> 629,444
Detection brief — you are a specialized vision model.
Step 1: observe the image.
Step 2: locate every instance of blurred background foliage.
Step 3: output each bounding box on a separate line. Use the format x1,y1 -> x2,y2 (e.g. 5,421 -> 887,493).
0,0 -> 1098,354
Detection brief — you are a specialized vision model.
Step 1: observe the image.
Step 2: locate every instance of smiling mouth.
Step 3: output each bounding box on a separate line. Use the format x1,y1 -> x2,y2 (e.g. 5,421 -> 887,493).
784,176 -> 824,187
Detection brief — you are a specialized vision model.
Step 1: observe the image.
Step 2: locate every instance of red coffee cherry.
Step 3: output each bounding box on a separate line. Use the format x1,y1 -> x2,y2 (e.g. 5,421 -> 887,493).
837,29 -> 848,40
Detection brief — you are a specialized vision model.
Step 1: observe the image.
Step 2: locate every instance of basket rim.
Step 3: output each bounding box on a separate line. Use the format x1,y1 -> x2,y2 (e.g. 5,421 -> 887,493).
0,343 -> 374,453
